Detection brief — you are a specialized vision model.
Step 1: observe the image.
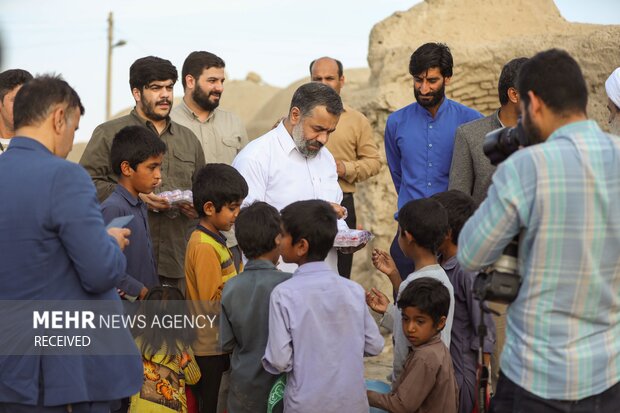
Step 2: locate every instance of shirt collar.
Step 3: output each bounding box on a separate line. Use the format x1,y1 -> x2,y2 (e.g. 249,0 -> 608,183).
114,184 -> 141,207
547,119 -> 600,142
179,98 -> 217,123
440,255 -> 458,271
130,108 -> 174,135
293,261 -> 333,276
196,224 -> 227,247
275,121 -> 298,155
5,136 -> 52,154
244,259 -> 278,271
411,333 -> 442,350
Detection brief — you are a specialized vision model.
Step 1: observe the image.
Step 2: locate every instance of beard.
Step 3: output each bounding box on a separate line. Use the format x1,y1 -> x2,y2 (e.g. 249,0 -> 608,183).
139,93 -> 171,122
414,81 -> 446,108
192,84 -> 221,112
522,106 -> 545,144
292,121 -> 322,158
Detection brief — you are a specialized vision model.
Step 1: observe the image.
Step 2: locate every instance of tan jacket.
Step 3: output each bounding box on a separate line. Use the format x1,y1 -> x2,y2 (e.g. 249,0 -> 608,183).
325,104 -> 381,193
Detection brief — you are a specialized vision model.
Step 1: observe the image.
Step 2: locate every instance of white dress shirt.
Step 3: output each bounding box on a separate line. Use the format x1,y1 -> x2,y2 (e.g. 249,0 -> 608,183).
233,122 -> 343,272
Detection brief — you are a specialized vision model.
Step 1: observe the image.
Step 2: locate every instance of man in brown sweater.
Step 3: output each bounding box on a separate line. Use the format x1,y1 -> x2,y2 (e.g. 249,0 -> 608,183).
310,56 -> 381,278
368,277 -> 458,413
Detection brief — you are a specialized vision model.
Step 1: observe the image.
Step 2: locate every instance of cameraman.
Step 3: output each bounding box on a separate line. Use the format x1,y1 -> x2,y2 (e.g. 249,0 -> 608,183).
458,49 -> 620,412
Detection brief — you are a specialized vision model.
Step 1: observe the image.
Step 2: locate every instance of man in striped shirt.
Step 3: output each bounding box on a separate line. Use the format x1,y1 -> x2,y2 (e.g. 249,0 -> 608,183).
458,49 -> 620,412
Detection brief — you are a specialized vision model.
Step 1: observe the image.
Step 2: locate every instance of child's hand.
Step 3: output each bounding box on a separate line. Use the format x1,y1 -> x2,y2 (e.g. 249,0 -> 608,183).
366,287 -> 389,314
372,248 -> 398,278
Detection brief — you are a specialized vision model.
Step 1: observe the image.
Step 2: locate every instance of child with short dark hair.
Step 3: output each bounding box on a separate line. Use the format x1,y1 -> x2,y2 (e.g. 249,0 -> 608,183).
219,202 -> 292,413
262,200 -> 384,413
368,277 -> 459,413
432,190 -> 496,413
366,198 -> 455,384
130,285 -> 201,412
102,125 -> 166,301
185,163 -> 248,413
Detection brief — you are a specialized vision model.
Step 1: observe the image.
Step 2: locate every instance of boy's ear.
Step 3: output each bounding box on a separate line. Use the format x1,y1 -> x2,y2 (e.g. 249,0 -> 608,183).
274,233 -> 282,247
294,238 -> 309,257
119,161 -> 133,177
403,229 -> 415,244
203,201 -> 215,216
435,315 -> 447,332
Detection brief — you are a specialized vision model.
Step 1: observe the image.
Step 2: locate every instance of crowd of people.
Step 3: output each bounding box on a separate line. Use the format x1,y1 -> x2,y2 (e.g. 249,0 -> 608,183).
0,41 -> 619,413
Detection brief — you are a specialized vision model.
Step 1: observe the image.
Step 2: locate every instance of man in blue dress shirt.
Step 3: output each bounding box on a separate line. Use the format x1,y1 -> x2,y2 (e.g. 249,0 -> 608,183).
385,42 -> 482,278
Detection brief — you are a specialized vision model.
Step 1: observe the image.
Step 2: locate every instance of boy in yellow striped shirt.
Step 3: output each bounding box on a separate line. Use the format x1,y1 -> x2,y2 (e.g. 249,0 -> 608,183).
184,163 -> 248,413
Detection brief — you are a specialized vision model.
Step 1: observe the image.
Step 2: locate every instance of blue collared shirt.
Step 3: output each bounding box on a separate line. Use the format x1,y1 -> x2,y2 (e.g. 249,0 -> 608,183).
262,261 -> 384,413
458,120 -> 620,400
385,99 -> 482,212
101,184 -> 159,295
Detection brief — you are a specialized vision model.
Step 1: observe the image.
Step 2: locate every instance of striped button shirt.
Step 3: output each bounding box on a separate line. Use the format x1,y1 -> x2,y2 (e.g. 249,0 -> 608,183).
457,120 -> 620,400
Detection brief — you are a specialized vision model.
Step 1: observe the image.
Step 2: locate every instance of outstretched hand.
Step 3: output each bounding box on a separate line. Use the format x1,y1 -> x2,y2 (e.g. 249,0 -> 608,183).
371,248 -> 399,279
366,287 -> 390,315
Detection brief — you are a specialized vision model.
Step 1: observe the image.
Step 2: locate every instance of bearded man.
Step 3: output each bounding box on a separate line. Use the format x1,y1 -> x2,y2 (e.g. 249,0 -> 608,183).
80,56 -> 205,293
232,82 -> 346,272
171,51 -> 248,165
384,42 -> 482,278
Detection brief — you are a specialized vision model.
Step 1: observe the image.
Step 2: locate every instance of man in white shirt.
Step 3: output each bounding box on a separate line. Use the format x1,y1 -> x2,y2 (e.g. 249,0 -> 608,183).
233,82 -> 346,272
0,69 -> 33,154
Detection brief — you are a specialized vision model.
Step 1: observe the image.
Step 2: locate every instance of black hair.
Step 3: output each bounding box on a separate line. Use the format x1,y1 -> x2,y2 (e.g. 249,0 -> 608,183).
431,190 -> 476,245
235,202 -> 281,259
280,199 -> 337,262
129,56 -> 178,91
397,198 -> 448,254
397,277 -> 450,326
517,49 -> 587,116
192,164 -> 248,215
498,57 -> 528,106
110,125 -> 167,176
136,285 -> 194,363
309,57 -> 343,78
0,69 -> 33,101
290,82 -> 344,117
181,51 -> 226,90
13,74 -> 84,130
409,43 -> 453,78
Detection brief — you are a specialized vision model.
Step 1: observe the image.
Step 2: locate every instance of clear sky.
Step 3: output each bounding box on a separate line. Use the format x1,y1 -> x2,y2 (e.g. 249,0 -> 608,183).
1,0 -> 618,142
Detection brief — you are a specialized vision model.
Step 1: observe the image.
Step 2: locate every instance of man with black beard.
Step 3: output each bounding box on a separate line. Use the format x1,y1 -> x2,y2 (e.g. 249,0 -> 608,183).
233,82 -> 347,273
171,51 -> 248,165
80,56 -> 205,294
171,51 -> 249,274
384,42 -> 482,278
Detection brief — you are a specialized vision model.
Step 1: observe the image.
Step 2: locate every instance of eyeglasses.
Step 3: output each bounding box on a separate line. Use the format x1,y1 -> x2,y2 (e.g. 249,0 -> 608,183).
144,83 -> 174,92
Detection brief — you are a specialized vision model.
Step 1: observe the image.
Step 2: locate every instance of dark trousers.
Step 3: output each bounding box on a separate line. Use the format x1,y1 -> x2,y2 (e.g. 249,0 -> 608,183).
389,230 -> 415,280
337,193 -> 357,278
490,371 -> 620,413
194,354 -> 230,413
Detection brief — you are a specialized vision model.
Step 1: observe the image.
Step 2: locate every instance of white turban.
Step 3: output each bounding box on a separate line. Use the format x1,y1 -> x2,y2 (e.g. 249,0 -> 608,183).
606,67 -> 620,109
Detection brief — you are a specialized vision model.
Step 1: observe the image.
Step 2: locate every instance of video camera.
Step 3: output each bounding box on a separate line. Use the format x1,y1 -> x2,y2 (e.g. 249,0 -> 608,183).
473,120 -> 533,303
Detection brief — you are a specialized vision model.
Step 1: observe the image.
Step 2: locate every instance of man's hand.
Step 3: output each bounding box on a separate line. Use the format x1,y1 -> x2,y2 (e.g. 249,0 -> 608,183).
336,160 -> 346,178
337,242 -> 367,255
139,192 -> 171,212
177,201 -> 198,219
366,287 -> 390,314
107,227 -> 131,251
329,202 -> 347,219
